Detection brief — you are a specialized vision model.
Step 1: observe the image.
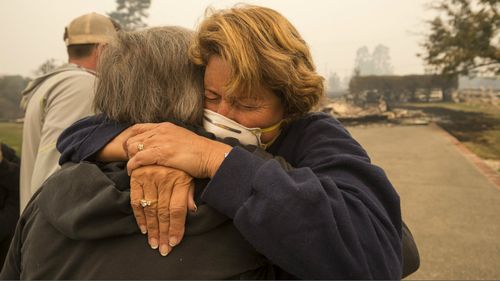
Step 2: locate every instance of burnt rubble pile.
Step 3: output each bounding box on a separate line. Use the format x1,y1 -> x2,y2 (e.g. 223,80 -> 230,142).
321,99 -> 433,126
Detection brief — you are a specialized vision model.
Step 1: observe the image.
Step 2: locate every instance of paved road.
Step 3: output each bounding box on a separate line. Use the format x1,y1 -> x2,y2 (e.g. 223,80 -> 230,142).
347,124 -> 500,280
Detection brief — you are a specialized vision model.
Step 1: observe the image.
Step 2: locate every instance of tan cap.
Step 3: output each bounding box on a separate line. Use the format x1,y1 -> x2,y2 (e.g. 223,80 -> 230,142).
64,13 -> 118,46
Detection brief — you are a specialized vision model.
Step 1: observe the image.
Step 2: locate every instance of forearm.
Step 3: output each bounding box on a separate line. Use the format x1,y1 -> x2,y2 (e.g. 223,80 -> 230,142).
58,117 -> 213,165
95,129 -> 131,161
57,114 -> 129,164
201,147 -> 402,279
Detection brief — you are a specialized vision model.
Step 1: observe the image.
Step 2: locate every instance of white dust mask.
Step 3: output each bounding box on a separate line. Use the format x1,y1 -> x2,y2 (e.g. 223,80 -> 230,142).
203,109 -> 282,148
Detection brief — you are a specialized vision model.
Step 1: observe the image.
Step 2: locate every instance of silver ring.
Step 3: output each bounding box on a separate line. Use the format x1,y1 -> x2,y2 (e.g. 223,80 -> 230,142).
137,143 -> 144,152
140,199 -> 151,208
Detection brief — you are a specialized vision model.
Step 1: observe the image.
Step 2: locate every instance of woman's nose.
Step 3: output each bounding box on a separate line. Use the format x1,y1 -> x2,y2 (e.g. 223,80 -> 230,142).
216,100 -> 233,118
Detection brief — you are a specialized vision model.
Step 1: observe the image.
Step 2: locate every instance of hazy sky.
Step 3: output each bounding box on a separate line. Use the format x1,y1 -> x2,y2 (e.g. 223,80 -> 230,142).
0,0 -> 435,79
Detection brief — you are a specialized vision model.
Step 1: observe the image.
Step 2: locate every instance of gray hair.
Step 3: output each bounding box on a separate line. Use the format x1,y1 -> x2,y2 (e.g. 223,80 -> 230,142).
93,26 -> 204,125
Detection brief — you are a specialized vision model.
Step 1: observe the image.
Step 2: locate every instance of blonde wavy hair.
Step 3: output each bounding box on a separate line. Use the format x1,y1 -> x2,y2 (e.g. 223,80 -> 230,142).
189,4 -> 324,117
94,26 -> 204,125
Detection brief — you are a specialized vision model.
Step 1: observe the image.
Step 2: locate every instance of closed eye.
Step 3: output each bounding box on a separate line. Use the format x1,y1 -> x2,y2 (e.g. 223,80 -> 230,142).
204,90 -> 220,102
235,101 -> 261,111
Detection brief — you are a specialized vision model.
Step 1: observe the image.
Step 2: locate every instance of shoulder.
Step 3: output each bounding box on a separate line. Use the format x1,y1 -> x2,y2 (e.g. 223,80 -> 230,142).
18,185 -> 43,228
42,69 -> 95,102
43,63 -> 94,78
277,112 -> 369,164
286,112 -> 351,139
52,70 -> 95,85
45,64 -> 95,88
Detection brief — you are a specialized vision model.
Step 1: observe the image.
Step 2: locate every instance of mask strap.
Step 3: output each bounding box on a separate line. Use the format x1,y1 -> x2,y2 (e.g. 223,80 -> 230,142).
260,119 -> 283,133
259,119 -> 285,149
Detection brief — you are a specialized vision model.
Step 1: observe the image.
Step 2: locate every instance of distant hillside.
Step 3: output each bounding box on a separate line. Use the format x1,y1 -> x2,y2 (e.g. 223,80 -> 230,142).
0,75 -> 30,120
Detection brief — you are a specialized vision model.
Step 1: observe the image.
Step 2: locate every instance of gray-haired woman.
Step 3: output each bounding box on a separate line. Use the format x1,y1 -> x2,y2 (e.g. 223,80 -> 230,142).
0,26 -> 272,279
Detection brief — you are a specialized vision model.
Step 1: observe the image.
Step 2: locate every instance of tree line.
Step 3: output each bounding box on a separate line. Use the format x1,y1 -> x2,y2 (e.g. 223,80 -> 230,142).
1,0 -> 497,120
0,76 -> 30,121
349,74 -> 458,103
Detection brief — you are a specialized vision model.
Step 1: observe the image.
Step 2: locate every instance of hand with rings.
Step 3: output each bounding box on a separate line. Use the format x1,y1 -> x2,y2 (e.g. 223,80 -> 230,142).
93,123 -> 200,255
124,122 -> 232,179
130,165 -> 196,256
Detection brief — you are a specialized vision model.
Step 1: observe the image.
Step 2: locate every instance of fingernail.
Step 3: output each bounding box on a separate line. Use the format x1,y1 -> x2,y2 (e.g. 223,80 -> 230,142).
169,237 -> 178,247
160,244 -> 170,256
140,226 -> 147,234
150,238 -> 158,249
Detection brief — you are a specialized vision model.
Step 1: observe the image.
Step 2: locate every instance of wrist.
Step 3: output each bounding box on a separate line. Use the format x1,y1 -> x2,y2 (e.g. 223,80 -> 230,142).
96,131 -> 130,161
207,141 -> 232,178
96,143 -> 128,161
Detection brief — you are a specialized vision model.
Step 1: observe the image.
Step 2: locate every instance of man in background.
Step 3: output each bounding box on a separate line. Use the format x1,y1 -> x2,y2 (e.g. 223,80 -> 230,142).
19,13 -> 120,211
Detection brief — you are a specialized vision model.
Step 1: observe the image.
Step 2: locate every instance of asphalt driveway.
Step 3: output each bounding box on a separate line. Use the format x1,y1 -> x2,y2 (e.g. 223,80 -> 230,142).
348,124 -> 500,280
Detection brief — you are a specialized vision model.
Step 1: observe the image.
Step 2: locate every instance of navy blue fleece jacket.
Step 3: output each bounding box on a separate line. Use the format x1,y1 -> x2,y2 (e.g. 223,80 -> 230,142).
56,112 -> 402,279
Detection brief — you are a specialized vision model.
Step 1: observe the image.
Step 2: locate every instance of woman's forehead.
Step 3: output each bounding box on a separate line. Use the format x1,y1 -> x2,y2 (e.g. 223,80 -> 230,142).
204,55 -> 276,102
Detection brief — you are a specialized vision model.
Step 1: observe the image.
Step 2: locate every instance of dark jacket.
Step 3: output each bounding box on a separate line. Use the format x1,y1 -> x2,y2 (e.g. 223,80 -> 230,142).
0,144 -> 20,269
53,113 -> 408,279
0,161 -> 277,280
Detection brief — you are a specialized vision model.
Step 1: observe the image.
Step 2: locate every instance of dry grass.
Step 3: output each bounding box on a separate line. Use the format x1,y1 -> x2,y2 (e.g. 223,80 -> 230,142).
0,122 -> 23,155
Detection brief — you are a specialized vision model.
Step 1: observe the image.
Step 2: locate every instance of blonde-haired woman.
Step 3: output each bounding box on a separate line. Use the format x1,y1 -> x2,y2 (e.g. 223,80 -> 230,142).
55,5 -> 404,279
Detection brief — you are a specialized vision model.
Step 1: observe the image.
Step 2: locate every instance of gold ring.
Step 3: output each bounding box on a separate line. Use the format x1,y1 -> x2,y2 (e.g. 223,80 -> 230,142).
137,143 -> 144,152
140,199 -> 151,208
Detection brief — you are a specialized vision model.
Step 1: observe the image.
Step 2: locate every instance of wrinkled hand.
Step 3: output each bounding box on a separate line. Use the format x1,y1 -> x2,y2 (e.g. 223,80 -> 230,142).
130,165 -> 196,256
124,122 -> 232,178
97,123 -> 161,161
